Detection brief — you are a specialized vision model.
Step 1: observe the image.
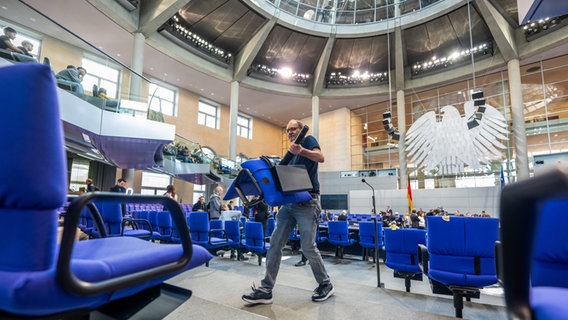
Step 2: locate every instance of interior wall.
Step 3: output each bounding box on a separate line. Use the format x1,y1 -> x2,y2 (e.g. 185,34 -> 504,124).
304,107 -> 352,172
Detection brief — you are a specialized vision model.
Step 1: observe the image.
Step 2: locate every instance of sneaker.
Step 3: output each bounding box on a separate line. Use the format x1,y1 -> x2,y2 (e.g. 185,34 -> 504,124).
312,283 -> 335,302
242,284 -> 273,305
294,260 -> 306,267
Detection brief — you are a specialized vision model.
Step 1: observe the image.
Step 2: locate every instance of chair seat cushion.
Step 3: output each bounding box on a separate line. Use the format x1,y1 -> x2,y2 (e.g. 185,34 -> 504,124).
386,252 -> 422,274
0,237 -> 212,316
328,239 -> 356,246
531,287 -> 568,320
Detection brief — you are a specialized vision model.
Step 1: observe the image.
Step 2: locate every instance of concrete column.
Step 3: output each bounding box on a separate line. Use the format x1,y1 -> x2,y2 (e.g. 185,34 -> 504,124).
130,32 -> 145,101
507,59 -> 530,181
397,89 -> 407,187
229,81 -> 239,160
122,32 -> 146,191
311,96 -> 320,140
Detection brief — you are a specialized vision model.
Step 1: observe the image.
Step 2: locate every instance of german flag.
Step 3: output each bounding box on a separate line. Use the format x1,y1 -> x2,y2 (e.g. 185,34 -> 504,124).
407,177 -> 413,213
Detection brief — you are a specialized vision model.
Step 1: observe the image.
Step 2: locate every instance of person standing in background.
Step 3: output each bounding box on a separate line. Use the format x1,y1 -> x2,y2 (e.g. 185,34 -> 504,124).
209,186 -> 224,220
109,178 -> 127,193
193,195 -> 207,211
86,178 -> 99,192
164,184 -> 178,202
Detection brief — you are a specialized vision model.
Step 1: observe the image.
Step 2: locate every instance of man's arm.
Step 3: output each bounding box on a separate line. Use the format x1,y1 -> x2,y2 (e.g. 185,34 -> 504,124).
289,144 -> 325,163
1,38 -> 24,54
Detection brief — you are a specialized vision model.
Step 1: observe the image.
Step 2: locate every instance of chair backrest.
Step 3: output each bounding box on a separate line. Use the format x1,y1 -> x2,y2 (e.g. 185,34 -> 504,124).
157,210 -> 173,237
384,228 -> 426,271
531,198 -> 568,287
225,220 -> 242,243
245,221 -> 265,247
92,84 -> 99,97
327,221 -> 349,242
188,211 -> 209,241
97,202 -> 124,235
500,166 -> 568,319
358,221 -> 383,247
0,64 -> 67,272
210,219 -> 224,237
426,216 -> 499,287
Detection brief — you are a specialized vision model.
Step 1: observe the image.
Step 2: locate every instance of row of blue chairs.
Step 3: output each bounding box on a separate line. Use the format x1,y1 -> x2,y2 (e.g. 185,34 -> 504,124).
321,218 -> 499,318
186,211 -> 271,265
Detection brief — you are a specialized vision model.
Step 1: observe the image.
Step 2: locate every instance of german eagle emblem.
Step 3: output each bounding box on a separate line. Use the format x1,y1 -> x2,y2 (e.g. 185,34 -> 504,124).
405,100 -> 508,174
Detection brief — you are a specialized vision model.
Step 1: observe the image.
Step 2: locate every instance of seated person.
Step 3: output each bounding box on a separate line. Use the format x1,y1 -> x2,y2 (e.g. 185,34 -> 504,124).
17,40 -> 34,57
337,210 -> 348,221
55,65 -> 86,94
0,26 -> 36,62
97,87 -> 119,110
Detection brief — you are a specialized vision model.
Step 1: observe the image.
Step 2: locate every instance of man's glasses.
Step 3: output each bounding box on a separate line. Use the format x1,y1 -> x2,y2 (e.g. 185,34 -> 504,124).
286,127 -> 299,132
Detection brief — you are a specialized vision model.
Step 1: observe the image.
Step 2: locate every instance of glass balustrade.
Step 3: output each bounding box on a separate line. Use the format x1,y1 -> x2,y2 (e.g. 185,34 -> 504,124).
0,2 -> 240,182
265,0 -> 441,24
168,135 -> 241,180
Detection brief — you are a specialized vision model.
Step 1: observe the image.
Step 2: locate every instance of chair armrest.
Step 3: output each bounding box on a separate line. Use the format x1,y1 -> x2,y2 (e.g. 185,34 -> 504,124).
418,244 -> 429,275
209,229 -> 228,245
123,218 -> 154,238
57,192 -> 193,296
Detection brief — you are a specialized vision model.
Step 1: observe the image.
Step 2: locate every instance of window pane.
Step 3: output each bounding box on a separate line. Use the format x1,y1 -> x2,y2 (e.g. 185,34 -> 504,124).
81,57 -> 120,98
198,100 -> 219,129
148,83 -> 177,116
141,172 -> 171,188
237,115 -> 252,139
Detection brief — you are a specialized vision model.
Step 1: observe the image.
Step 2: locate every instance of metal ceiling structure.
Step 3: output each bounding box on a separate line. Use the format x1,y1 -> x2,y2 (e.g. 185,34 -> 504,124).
2,0 -> 568,127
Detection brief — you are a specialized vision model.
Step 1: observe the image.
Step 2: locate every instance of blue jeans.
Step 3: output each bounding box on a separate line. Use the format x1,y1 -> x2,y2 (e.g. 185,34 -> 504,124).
260,199 -> 331,291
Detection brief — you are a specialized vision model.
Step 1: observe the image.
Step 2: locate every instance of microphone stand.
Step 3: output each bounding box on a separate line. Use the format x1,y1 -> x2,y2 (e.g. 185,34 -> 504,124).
362,178 -> 384,288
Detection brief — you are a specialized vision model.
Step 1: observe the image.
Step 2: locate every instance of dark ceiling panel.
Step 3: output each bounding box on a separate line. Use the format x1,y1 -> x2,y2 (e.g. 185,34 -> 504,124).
177,0 -> 265,54
328,35 -> 391,73
178,0 -> 228,24
404,5 -> 493,64
253,25 -> 326,74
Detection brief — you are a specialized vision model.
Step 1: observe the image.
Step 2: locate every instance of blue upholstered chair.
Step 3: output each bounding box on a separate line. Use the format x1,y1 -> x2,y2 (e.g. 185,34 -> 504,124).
188,211 -> 228,254
225,220 -> 247,261
0,63 -> 212,318
244,221 -> 271,265
418,216 -> 499,318
384,228 -> 426,292
358,221 -> 383,262
500,166 -> 568,320
210,219 -> 224,238
327,221 -> 357,260
91,202 -> 161,240
157,210 -> 174,242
